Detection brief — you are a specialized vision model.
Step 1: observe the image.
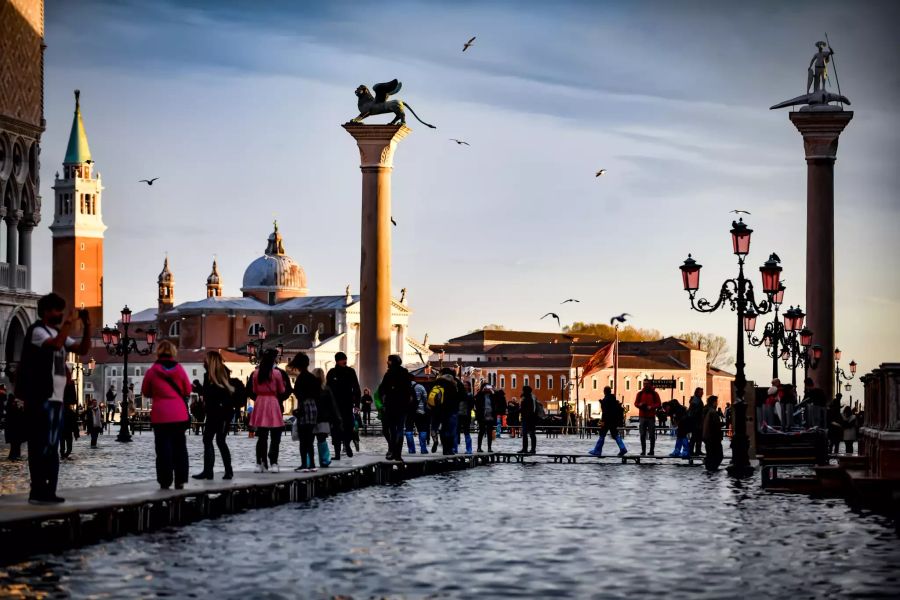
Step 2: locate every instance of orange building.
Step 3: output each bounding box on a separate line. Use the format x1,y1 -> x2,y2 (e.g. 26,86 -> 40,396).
50,91 -> 105,328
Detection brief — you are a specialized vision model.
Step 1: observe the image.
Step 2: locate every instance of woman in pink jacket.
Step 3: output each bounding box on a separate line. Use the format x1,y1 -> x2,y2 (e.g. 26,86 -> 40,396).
141,340 -> 192,490
250,348 -> 286,473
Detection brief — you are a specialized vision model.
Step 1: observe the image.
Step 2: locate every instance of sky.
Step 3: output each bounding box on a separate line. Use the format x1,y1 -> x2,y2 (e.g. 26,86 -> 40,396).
34,0 -> 900,389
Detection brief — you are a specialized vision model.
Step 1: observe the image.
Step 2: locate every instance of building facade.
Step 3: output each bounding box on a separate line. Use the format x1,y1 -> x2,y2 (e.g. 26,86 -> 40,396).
431,329 -> 733,419
0,0 -> 45,381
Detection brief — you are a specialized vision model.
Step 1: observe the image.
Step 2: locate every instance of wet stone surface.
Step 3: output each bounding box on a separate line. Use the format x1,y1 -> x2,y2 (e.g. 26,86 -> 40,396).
1,431 -> 898,598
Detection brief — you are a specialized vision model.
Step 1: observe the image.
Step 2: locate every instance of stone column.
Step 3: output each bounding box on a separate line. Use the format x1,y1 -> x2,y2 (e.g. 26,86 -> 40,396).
5,213 -> 20,287
343,123 -> 411,390
19,218 -> 34,290
789,110 -> 853,402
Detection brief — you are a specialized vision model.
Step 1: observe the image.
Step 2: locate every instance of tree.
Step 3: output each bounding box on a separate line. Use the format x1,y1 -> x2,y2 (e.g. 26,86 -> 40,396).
677,332 -> 734,369
563,322 -> 661,342
468,323 -> 508,333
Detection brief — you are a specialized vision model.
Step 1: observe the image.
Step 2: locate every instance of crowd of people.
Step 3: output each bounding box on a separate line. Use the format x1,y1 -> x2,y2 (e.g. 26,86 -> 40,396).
4,292 -> 866,504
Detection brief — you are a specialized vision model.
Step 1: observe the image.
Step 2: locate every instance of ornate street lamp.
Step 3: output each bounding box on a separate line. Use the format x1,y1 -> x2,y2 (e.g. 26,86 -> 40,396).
246,326 -> 284,366
834,348 -> 856,395
102,305 -> 157,443
747,281 -> 789,380
679,218 -> 781,476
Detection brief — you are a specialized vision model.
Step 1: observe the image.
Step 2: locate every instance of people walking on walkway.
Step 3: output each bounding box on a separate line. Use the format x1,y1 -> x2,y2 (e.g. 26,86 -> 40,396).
327,352 -> 361,459
249,348 -> 286,473
841,406 -> 857,454
85,398 -> 104,448
378,355 -> 411,461
141,340 -> 192,490
4,377 -> 25,460
406,379 -> 430,454
475,383 -> 497,453
289,353 -> 320,471
588,387 -> 628,457
687,387 -> 705,456
312,368 -> 342,468
361,388 -> 373,426
192,351 -> 237,480
703,395 -> 724,471
456,381 -> 475,455
518,385 -> 540,454
16,293 -> 92,504
634,380 -> 662,456
105,384 -> 117,427
827,396 -> 843,455
803,378 -> 827,429
60,370 -> 79,460
665,399 -> 689,458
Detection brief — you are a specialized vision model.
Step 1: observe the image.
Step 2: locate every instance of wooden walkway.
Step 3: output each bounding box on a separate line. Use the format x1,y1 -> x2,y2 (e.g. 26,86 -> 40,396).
477,452 -> 706,465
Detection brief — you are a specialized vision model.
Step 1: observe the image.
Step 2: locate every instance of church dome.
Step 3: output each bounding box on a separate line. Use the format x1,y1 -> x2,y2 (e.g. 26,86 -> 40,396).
241,222 -> 308,301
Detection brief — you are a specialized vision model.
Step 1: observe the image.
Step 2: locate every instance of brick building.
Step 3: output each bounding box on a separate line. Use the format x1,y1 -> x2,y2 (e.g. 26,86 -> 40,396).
430,328 -> 734,419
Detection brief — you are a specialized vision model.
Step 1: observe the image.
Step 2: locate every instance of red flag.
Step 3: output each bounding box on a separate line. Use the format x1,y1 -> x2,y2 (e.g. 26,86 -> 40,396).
580,342 -> 615,378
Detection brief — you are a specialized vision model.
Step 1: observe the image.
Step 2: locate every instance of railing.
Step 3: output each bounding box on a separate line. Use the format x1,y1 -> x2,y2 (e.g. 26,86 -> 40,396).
0,263 -> 29,290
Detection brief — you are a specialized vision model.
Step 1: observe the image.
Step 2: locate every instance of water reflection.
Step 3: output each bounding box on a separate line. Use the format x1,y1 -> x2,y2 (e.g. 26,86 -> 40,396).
1,456 -> 897,598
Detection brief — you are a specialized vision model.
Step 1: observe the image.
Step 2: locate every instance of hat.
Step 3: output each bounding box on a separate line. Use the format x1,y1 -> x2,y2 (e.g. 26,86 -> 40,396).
335,352 -> 347,362
767,386 -> 778,396
483,384 -> 494,392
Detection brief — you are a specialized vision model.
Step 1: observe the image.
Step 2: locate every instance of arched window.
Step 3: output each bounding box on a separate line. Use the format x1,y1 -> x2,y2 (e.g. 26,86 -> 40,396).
248,323 -> 263,336
592,379 -> 598,390
535,375 -> 541,390
548,375 -> 553,389
523,376 -> 530,389
293,323 -> 308,334
625,378 -> 631,391
679,378 -> 685,392
499,375 -> 506,389
133,367 -> 142,377
169,321 -> 181,337
511,375 -> 517,389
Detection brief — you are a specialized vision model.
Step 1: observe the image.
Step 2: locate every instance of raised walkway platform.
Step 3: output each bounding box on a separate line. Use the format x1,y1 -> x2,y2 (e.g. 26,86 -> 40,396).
0,451 -> 704,564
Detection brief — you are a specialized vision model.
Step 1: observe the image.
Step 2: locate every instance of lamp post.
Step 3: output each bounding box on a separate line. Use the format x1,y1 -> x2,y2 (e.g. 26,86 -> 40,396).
246,326 -> 284,366
777,307 -> 820,389
746,282 -> 787,380
679,219 -> 782,476
102,306 -> 157,443
833,348 -> 856,398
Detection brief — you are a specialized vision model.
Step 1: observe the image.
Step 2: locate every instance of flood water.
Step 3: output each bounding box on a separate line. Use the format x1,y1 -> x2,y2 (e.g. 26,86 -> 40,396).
1,432 -> 898,598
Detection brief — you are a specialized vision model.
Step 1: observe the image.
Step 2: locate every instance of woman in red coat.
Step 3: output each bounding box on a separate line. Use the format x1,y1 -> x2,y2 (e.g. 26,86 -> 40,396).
141,340 -> 192,490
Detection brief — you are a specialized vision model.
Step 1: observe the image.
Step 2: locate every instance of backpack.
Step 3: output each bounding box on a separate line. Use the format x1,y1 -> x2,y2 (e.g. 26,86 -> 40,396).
427,384 -> 444,410
229,377 -> 249,410
535,398 -> 546,419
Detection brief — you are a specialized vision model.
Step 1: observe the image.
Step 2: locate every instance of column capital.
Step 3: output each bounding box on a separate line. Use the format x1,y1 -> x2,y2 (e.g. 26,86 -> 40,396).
342,123 -> 412,168
789,111 -> 854,161
4,210 -> 22,225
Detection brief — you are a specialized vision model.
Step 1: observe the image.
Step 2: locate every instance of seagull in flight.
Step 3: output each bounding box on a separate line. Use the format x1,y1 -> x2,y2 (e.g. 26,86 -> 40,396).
450,138 -> 470,146
595,169 -> 607,177
561,298 -> 580,304
139,178 -> 159,186
730,209 -> 751,215
609,313 -> 631,326
462,36 -> 476,52
541,312 -> 562,328
391,217 -> 397,227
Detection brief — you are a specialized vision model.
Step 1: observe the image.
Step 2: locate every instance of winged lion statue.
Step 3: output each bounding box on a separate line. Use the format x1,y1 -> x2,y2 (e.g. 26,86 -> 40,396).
349,79 -> 436,128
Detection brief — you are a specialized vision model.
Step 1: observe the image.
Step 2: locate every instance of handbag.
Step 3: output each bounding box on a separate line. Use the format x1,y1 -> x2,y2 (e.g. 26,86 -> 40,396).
159,372 -> 191,420
291,418 -> 300,441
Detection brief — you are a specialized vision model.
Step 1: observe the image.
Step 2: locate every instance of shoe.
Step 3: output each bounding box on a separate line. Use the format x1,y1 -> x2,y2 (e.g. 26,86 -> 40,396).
518,449 -> 528,454
588,450 -> 602,457
174,483 -> 184,490
649,451 -> 655,456
320,462 -> 331,468
254,464 -> 267,473
385,452 -> 393,460
346,445 -> 354,458
618,449 -> 628,457
192,472 -> 213,480
159,484 -> 171,491
528,450 -> 536,455
271,464 -> 280,473
354,441 -> 360,452
309,468 -> 318,472
640,451 -> 646,456
223,472 -> 234,480
333,454 -> 341,461
294,466 -> 306,472
477,448 -> 484,453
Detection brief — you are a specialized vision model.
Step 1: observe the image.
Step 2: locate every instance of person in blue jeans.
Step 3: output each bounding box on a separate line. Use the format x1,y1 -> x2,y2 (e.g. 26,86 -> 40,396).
16,293 -> 92,505
456,381 -> 475,454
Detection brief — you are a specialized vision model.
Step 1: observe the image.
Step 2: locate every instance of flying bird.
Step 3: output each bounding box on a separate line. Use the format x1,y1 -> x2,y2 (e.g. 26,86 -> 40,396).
139,178 -> 159,186
541,312 -> 561,328
730,209 -> 751,215
462,36 -> 476,52
609,313 -> 631,326
561,299 -> 580,304
450,138 -> 470,146
391,217 -> 397,227
595,169 -> 607,177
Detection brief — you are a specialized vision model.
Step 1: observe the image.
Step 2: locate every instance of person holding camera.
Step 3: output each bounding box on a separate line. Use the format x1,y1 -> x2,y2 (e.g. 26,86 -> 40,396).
15,294 -> 92,504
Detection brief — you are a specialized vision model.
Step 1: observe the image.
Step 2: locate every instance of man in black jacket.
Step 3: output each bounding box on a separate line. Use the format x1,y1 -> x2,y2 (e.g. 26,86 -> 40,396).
326,352 -> 361,459
518,385 -> 539,454
377,355 -> 411,461
17,293 -> 91,504
587,386 -> 628,458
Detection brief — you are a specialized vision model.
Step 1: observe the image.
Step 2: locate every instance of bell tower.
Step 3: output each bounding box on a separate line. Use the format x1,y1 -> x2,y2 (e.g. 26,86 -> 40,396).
50,90 -> 105,329
158,256 -> 175,313
206,258 -> 222,298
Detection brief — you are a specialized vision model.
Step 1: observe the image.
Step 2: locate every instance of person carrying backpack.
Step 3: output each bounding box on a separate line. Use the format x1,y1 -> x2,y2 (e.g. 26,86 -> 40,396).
475,383 -> 497,453
518,385 -> 541,454
377,355 -> 412,462
432,370 -> 459,455
587,386 -> 628,458
406,379 -> 429,454
456,380 -> 475,455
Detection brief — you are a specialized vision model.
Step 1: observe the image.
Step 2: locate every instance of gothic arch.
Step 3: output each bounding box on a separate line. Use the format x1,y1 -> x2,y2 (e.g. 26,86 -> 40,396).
3,181 -> 17,212
3,307 -> 32,375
